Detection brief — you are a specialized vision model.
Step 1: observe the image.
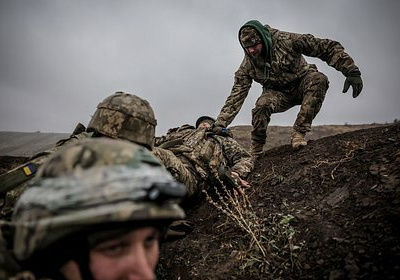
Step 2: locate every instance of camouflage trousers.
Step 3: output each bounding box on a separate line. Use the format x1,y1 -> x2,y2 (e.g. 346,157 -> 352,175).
152,147 -> 200,202
251,71 -> 329,144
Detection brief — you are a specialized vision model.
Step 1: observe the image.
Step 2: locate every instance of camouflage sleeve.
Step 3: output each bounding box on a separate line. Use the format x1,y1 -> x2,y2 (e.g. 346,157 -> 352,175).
0,132 -> 91,219
292,32 -> 358,75
0,133 -> 86,195
215,59 -> 253,128
221,137 -> 253,178
155,129 -> 180,147
152,147 -> 198,197
155,125 -> 194,148
155,136 -> 165,147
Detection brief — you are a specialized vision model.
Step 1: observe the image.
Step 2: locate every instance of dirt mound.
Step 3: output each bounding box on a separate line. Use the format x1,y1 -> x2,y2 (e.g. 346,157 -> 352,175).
158,123 -> 400,279
0,156 -> 28,175
230,123 -> 388,152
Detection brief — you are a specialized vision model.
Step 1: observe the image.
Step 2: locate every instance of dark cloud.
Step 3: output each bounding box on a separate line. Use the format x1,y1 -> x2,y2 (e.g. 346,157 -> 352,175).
0,0 -> 399,135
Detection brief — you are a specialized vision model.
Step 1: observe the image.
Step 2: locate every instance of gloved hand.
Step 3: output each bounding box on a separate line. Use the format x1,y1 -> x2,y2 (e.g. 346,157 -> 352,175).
343,67 -> 363,98
210,123 -> 233,137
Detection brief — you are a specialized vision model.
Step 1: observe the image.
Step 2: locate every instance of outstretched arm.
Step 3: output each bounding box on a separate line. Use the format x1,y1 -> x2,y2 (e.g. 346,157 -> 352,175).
293,32 -> 363,97
221,137 -> 253,179
215,60 -> 253,128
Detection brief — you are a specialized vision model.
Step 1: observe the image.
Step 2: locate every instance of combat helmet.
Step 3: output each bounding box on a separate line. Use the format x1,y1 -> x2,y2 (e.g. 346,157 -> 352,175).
195,115 -> 215,128
87,91 -> 157,150
11,138 -> 186,263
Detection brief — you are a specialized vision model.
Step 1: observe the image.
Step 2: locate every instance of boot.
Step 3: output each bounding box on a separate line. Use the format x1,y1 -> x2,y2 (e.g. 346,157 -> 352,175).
164,220 -> 194,242
251,141 -> 264,160
291,130 -> 307,150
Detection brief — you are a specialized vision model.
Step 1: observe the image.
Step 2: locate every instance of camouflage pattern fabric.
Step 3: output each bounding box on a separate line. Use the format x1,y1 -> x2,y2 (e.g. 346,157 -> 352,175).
0,131 -> 92,221
36,137 -> 161,178
87,91 -> 156,149
154,125 -> 253,200
1,92 -> 158,220
11,138 -> 185,261
240,26 -> 262,48
153,147 -> 198,198
215,22 -> 360,146
251,71 -> 329,144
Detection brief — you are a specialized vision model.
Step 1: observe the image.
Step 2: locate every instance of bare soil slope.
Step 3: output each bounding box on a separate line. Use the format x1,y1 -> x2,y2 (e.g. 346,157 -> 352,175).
230,123 -> 387,152
158,123 -> 400,279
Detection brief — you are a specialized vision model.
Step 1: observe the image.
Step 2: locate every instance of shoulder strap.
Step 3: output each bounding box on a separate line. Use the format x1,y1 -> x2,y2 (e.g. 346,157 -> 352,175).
0,162 -> 38,194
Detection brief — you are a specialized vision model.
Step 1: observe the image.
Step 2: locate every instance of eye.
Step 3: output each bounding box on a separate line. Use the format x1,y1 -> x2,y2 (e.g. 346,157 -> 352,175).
144,230 -> 160,249
93,240 -> 128,257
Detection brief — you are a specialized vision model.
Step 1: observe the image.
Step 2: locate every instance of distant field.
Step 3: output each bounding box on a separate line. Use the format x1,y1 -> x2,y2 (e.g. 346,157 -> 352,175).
230,123 -> 390,151
0,123 -> 391,174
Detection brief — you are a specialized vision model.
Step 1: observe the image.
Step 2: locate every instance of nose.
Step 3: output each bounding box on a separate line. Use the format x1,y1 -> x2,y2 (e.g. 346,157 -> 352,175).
247,47 -> 256,54
124,247 -> 155,280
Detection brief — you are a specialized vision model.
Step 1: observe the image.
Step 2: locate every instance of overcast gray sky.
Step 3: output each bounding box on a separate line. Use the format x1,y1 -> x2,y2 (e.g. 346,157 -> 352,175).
1,0 -> 399,136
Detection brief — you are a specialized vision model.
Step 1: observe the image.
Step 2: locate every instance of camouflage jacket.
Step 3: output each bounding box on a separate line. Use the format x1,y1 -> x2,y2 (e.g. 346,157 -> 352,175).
155,125 -> 253,183
215,23 -> 360,127
0,130 -> 92,220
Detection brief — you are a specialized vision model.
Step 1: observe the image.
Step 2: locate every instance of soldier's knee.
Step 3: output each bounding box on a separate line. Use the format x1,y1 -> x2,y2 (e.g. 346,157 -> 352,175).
252,102 -> 273,118
255,92 -> 274,107
310,72 -> 329,90
251,114 -> 268,136
301,72 -> 329,102
251,130 -> 266,142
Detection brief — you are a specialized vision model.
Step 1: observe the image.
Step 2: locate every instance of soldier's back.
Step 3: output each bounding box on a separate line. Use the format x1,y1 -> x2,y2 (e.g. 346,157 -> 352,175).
0,131 -> 92,220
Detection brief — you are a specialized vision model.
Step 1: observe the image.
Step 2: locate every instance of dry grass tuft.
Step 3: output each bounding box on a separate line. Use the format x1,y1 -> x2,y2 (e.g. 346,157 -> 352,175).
204,180 -> 304,278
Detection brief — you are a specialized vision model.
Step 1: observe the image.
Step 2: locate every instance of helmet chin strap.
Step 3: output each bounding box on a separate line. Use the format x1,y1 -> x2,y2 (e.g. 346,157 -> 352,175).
72,242 -> 95,280
57,240 -> 94,280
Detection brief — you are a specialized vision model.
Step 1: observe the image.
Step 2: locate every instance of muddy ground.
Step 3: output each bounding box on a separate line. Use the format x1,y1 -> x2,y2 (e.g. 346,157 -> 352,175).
158,123 -> 400,279
1,124 -> 399,279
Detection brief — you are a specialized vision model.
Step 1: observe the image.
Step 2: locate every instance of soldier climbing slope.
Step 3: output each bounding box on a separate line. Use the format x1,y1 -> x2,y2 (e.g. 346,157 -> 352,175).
213,20 -> 363,160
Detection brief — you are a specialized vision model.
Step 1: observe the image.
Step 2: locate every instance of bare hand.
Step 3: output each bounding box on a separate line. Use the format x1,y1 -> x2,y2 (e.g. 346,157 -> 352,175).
231,171 -> 251,188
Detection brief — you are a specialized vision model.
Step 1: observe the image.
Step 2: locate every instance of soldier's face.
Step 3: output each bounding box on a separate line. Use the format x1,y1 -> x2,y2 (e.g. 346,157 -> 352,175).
246,43 -> 263,57
88,227 -> 160,280
198,121 -> 212,129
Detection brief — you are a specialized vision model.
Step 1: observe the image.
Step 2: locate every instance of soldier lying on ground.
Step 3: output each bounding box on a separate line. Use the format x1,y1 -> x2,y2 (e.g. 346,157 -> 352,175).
0,93 -> 251,240
0,138 -> 186,280
153,115 -> 253,209
0,91 -> 157,220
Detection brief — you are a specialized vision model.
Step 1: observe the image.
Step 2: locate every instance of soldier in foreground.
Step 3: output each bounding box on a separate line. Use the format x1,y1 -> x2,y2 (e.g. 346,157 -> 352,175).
213,20 -> 363,159
1,138 -> 185,279
0,91 -> 157,220
154,115 -> 253,208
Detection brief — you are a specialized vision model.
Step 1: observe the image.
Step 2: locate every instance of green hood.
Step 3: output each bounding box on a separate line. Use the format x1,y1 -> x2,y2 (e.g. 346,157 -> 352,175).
238,20 -> 272,61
